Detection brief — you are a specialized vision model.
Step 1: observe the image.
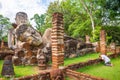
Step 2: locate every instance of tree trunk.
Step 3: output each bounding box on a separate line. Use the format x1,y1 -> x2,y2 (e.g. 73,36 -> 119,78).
80,0 -> 95,37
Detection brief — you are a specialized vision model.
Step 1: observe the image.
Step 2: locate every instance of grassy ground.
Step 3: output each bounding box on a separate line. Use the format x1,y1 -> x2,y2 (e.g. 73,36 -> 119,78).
77,56 -> 120,80
0,60 -> 38,78
64,53 -> 99,66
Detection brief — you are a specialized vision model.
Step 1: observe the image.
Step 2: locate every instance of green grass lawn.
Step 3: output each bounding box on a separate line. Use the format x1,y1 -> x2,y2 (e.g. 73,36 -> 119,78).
64,53 -> 99,66
0,60 -> 38,78
77,56 -> 120,80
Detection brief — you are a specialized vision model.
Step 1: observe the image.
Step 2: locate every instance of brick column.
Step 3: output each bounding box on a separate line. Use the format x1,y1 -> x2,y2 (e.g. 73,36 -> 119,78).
100,30 -> 106,55
52,12 -> 64,69
110,42 -> 116,54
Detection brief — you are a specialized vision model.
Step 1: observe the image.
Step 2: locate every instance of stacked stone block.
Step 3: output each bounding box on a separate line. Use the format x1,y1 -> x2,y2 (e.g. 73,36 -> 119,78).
100,30 -> 106,55
52,12 -> 64,69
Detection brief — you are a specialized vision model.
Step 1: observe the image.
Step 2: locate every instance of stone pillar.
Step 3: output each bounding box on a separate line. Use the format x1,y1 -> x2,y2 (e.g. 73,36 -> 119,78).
110,42 -> 116,54
100,30 -> 106,55
1,55 -> 15,77
85,35 -> 90,43
51,12 -> 64,69
1,40 -> 5,49
96,42 -> 100,52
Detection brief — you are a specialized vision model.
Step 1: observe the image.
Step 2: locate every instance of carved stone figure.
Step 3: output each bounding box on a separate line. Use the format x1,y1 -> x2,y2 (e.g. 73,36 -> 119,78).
8,12 -> 43,49
37,49 -> 47,70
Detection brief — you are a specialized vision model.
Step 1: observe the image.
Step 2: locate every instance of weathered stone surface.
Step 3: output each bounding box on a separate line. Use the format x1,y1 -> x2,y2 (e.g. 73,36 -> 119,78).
12,56 -> 22,66
15,24 -> 42,46
1,55 -> 15,77
42,28 -> 52,48
29,56 -> 37,65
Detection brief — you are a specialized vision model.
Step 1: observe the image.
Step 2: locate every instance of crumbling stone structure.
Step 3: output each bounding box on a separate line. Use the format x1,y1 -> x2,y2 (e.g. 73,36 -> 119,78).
10,12 -> 43,65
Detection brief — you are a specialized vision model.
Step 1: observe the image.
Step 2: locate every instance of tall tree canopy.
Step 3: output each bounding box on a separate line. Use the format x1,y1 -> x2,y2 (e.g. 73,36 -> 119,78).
0,15 -> 12,41
32,0 -> 120,44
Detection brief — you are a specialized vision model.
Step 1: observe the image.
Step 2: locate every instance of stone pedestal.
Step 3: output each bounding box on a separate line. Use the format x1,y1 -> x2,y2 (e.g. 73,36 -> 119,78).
1,55 -> 15,77
37,49 -> 47,70
100,30 -> 106,55
37,54 -> 47,70
52,12 -> 64,69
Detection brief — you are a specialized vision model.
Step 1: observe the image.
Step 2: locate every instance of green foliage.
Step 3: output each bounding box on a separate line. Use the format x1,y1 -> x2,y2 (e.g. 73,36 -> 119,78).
77,56 -> 120,80
33,0 -> 120,44
0,15 -> 12,41
103,26 -> 120,44
31,14 -> 46,34
90,26 -> 101,42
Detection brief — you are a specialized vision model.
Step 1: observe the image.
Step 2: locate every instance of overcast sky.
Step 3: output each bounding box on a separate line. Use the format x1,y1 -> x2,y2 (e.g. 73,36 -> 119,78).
0,0 -> 55,25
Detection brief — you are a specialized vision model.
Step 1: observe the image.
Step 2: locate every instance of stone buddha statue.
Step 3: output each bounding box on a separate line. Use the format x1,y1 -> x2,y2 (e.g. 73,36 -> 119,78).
8,12 -> 42,49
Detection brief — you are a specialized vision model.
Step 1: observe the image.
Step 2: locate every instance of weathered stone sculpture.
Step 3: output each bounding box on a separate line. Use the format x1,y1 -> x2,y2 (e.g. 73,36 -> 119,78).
8,23 -> 17,49
15,24 -> 42,46
8,12 -> 42,49
1,55 -> 15,77
9,12 -> 43,65
37,49 -> 47,70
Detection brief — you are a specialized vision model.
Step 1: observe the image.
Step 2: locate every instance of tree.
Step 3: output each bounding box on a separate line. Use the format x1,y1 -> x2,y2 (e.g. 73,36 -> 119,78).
0,15 -> 12,41
31,13 -> 46,34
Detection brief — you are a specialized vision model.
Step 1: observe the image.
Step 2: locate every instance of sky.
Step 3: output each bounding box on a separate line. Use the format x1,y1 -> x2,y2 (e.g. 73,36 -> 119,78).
0,0 -> 55,25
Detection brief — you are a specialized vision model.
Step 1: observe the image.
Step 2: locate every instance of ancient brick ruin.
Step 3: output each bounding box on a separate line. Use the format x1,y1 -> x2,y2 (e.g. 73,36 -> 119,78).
51,12 -> 64,69
100,30 -> 106,55
1,12 -> 120,80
